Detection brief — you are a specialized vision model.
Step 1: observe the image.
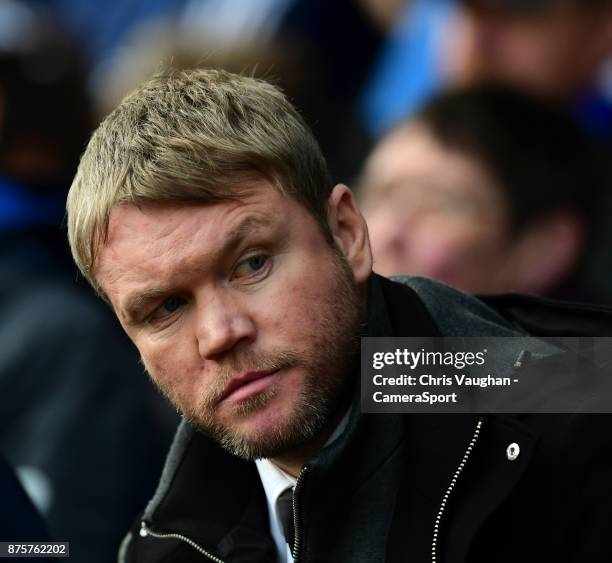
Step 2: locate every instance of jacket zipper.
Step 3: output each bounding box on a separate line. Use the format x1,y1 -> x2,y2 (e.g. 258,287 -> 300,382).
291,464 -> 310,562
135,418 -> 482,563
138,521 -> 226,563
137,464 -> 310,563
431,417 -> 484,563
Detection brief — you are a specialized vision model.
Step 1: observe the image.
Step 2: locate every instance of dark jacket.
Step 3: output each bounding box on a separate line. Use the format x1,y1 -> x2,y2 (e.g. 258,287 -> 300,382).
120,275 -> 612,563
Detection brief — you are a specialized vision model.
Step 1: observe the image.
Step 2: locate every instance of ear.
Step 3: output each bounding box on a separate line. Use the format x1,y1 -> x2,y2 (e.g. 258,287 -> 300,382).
327,184 -> 373,284
505,211 -> 584,294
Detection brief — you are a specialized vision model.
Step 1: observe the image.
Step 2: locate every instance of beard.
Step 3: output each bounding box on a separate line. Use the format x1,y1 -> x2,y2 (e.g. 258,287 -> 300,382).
150,249 -> 365,460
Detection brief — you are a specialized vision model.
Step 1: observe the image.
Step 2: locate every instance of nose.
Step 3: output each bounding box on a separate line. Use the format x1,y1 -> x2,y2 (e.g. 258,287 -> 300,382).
195,292 -> 256,360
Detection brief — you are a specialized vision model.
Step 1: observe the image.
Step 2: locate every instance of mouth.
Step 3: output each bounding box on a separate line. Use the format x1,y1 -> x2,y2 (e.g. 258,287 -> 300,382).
219,368 -> 282,405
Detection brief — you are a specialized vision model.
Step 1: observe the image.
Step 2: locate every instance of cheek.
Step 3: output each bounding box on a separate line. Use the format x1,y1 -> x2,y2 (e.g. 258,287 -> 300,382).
364,207 -> 396,243
361,208 -> 408,274
411,219 -> 504,276
255,253 -> 339,341
138,337 -> 202,403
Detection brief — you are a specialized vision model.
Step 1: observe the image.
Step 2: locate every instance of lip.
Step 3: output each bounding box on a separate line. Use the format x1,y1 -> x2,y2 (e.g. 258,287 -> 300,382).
219,369 -> 282,404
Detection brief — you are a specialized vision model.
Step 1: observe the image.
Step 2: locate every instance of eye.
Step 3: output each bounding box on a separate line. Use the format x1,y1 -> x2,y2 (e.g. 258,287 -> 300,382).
150,296 -> 185,321
233,254 -> 270,280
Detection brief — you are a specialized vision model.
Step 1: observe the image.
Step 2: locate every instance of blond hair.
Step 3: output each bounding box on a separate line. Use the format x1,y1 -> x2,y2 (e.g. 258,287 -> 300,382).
67,67 -> 332,294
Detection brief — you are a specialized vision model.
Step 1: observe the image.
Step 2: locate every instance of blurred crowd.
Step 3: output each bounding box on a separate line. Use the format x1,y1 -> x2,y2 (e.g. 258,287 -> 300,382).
2,0 -> 612,560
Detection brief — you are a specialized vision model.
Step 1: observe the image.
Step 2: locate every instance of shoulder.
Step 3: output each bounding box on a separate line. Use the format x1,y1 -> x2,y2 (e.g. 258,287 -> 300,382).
387,275 -> 525,337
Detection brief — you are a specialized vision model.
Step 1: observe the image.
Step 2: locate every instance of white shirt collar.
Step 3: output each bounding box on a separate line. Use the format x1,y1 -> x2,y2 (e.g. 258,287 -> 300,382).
255,408 -> 351,563
255,458 -> 296,563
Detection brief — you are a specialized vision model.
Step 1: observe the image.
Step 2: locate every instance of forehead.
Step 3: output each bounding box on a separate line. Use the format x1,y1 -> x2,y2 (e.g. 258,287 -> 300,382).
366,124 -> 497,199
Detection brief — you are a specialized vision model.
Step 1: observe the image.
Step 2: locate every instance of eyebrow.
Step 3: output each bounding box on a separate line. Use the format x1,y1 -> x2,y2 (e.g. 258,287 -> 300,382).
223,215 -> 274,250
121,288 -> 170,325
119,214 -> 276,324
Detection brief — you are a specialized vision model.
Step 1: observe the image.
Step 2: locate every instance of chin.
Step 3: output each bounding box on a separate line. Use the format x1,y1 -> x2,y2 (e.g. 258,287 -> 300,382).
213,420 -> 313,461
232,398 -> 300,439
203,395 -> 327,460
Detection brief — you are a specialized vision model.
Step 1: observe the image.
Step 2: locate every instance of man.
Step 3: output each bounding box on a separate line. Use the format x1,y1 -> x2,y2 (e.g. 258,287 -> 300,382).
359,84 -> 606,301
454,0 -> 612,103
66,69 -> 612,562
362,0 -> 612,139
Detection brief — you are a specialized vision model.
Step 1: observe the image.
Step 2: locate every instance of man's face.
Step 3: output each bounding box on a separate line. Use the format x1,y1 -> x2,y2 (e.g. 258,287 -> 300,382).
97,181 -> 365,460
360,124 -> 513,293
453,5 -> 612,96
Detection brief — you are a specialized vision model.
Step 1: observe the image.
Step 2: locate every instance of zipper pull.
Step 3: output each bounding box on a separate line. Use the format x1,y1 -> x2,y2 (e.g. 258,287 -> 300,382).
140,522 -> 149,537
513,350 -> 532,370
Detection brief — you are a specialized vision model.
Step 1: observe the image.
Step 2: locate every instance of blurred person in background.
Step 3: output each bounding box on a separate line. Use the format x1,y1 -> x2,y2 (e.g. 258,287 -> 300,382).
0,2 -> 176,561
360,0 -> 457,138
20,0 -> 389,182
452,0 -> 612,298
360,84 -> 607,301
91,21 -> 329,136
86,0 -> 387,182
363,0 -> 612,141
453,0 -> 612,137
